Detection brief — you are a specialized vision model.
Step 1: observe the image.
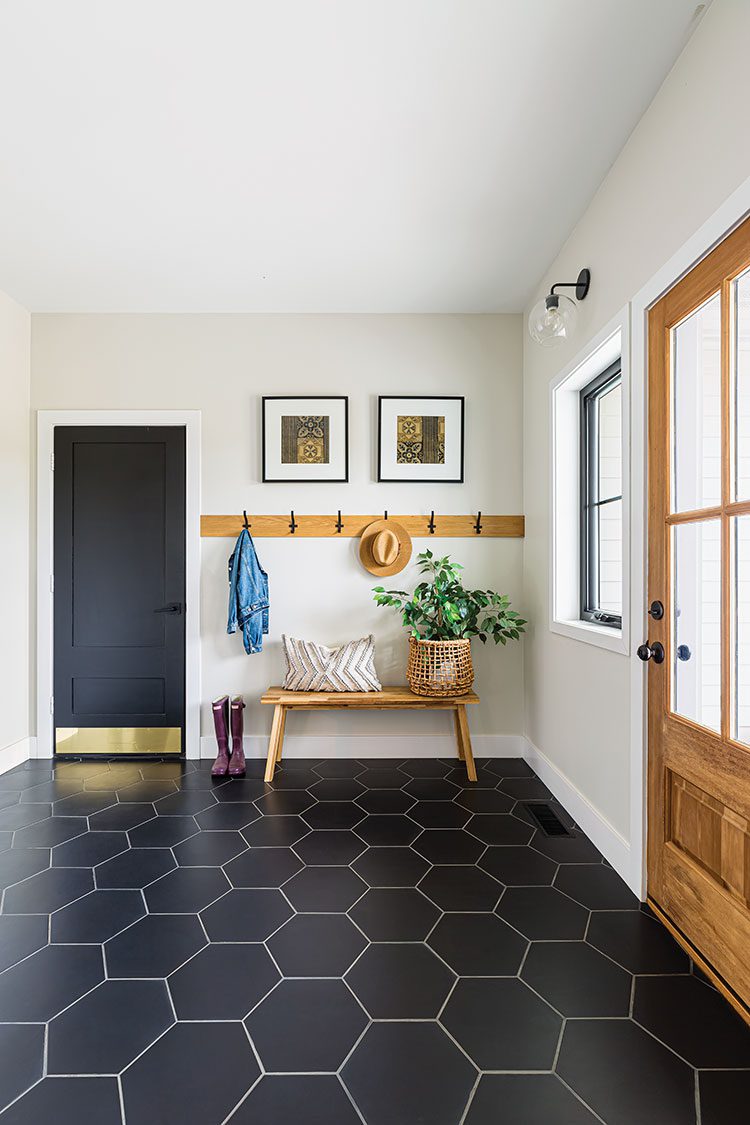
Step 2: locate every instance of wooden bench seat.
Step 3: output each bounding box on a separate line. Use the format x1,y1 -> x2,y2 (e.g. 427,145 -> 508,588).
260,686 -> 480,783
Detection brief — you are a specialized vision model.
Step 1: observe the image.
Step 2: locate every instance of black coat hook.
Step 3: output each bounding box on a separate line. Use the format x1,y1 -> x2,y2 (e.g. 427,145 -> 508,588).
474,511 -> 482,535
335,510 -> 343,533
289,510 -> 298,535
242,510 -> 250,531
428,511 -> 436,535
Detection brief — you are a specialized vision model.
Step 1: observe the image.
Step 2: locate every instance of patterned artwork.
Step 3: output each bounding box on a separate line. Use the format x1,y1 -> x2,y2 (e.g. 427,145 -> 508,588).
396,415 -> 445,465
281,415 -> 330,464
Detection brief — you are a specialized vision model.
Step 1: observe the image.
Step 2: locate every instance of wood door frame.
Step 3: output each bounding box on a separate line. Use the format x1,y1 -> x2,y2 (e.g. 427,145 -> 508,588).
630,175 -> 750,897
36,410 -> 202,759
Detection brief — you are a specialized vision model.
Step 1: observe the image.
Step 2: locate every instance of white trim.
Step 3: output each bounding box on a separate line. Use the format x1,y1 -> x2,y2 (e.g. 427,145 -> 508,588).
35,410 -> 202,759
549,306 -> 630,655
522,736 -> 633,891
628,174 -> 750,898
0,737 -> 35,775
200,733 -> 525,761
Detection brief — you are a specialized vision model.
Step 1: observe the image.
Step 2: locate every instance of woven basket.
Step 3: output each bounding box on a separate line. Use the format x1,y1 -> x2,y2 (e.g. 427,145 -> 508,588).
407,636 -> 474,697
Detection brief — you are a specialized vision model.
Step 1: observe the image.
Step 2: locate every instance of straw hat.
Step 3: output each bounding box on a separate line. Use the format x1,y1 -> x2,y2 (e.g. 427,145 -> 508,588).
359,519 -> 412,577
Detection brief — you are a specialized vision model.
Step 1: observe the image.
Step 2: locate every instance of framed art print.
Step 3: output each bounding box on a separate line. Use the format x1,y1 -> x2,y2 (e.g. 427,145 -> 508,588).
378,395 -> 464,482
262,396 -> 349,482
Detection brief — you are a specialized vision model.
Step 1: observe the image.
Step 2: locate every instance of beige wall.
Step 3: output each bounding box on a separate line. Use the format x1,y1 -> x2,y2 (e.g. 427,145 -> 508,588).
522,0 -> 750,840
31,313 -> 524,747
0,291 -> 31,761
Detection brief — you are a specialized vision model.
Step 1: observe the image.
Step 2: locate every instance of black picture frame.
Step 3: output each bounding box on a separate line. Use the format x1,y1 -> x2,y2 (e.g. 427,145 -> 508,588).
262,396 -> 349,483
377,395 -> 465,483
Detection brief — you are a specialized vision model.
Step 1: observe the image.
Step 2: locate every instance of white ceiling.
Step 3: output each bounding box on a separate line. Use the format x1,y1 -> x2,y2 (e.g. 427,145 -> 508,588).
0,0 -> 704,312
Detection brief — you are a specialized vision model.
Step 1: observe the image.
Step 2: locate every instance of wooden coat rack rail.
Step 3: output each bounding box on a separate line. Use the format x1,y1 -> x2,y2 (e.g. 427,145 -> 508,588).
200,513 -> 525,538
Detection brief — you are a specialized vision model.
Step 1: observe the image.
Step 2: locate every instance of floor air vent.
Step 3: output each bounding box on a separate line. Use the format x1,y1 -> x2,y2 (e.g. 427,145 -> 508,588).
523,802 -> 572,837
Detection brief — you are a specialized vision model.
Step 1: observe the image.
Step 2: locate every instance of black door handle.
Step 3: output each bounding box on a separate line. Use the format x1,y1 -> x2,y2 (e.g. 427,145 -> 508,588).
154,602 -> 182,615
677,644 -> 691,662
637,641 -> 664,664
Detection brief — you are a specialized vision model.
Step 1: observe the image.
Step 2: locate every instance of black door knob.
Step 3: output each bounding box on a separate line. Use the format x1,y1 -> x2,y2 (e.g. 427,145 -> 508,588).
154,602 -> 183,615
677,644 -> 691,662
637,641 -> 665,664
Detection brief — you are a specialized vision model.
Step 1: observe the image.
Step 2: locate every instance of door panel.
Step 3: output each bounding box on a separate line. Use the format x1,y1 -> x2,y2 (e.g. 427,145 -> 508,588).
648,214 -> 750,1015
54,426 -> 186,754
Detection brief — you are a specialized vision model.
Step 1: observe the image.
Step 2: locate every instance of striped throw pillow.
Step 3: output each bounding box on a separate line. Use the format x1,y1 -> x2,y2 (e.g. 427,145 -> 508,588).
282,634 -> 382,692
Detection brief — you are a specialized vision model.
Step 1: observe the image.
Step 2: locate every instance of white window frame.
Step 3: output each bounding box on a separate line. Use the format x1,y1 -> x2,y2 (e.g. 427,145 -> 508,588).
549,306 -> 631,655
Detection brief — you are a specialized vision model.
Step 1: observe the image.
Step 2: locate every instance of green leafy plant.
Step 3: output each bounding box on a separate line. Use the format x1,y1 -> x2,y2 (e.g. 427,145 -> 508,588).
373,550 -> 526,645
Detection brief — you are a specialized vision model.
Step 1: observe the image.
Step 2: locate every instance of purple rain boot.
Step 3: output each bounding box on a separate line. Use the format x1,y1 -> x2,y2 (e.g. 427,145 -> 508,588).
228,696 -> 247,777
211,696 -> 231,777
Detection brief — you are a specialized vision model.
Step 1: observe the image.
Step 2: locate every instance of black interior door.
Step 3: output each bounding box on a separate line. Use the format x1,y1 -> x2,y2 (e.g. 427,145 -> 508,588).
53,426 -> 186,755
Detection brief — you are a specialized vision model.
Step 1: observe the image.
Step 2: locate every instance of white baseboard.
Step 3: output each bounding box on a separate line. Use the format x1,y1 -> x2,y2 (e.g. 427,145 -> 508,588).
521,736 -> 637,896
200,733 -> 525,761
0,736 -> 35,776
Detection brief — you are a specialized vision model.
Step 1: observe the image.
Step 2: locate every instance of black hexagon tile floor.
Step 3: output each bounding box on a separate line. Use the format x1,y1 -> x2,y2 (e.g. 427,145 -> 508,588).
0,755 -> 748,1125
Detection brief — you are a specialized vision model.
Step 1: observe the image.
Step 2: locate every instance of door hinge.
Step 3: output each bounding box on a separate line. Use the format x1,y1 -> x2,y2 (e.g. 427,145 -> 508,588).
49,452 -> 55,471
49,695 -> 54,715
50,574 -> 54,593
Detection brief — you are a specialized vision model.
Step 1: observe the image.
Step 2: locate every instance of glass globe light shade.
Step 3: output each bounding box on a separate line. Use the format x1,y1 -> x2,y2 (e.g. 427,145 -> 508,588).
528,292 -> 578,347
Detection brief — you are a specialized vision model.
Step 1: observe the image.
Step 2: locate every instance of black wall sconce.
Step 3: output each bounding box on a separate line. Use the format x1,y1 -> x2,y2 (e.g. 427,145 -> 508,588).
528,268 -> 590,347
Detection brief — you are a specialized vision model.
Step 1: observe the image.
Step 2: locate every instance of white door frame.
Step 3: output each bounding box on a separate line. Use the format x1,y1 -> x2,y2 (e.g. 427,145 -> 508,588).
629,175 -> 750,896
36,410 -> 202,759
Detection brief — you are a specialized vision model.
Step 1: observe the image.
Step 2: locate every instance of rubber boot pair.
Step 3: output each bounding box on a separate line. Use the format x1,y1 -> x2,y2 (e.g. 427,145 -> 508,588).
211,696 -> 246,777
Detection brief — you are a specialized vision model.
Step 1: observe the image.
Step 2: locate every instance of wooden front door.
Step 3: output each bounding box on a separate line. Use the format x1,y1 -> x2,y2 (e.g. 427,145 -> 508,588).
647,215 -> 750,1015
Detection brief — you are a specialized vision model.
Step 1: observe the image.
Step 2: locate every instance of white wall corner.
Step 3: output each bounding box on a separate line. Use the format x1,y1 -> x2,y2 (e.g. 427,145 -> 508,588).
521,736 -> 637,896
200,733 -> 525,761
0,736 -> 35,775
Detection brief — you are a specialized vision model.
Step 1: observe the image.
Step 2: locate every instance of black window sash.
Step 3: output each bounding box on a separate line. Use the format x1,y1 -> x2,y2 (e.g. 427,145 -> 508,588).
580,361 -> 622,628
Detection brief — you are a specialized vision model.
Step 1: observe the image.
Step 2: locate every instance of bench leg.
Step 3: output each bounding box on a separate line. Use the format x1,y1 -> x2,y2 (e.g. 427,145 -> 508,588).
274,706 -> 287,764
265,704 -> 286,782
455,705 -> 477,782
453,710 -> 465,760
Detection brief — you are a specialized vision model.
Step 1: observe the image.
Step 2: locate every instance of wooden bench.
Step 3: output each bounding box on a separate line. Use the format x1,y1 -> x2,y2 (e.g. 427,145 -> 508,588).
261,686 -> 479,783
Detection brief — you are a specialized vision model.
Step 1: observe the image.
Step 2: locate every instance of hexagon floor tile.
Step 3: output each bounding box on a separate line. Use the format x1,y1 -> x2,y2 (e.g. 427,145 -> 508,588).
268,913 -> 367,977
245,978 -> 367,1072
342,1022 -> 477,1125
200,887 -> 293,940
428,912 -> 527,976
346,942 -> 455,1018
348,887 -> 440,941
0,756 -> 746,1125
442,977 -> 561,1070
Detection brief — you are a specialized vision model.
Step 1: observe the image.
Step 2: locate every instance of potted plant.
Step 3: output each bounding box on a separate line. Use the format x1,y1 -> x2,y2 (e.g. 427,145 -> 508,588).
372,550 -> 526,696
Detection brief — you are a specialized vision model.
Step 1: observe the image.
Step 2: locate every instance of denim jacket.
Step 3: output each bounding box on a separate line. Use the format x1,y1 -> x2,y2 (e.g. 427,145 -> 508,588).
227,529 -> 269,654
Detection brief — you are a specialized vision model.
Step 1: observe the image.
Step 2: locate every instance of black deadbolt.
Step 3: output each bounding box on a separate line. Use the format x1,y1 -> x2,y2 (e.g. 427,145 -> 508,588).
637,641 -> 665,664
648,600 -> 664,621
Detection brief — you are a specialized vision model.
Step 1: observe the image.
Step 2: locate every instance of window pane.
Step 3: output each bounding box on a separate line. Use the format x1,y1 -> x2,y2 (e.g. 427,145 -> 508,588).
597,382 -> 621,502
597,498 -> 622,615
733,516 -> 750,745
672,293 -> 721,513
672,519 -> 721,732
735,268 -> 750,499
